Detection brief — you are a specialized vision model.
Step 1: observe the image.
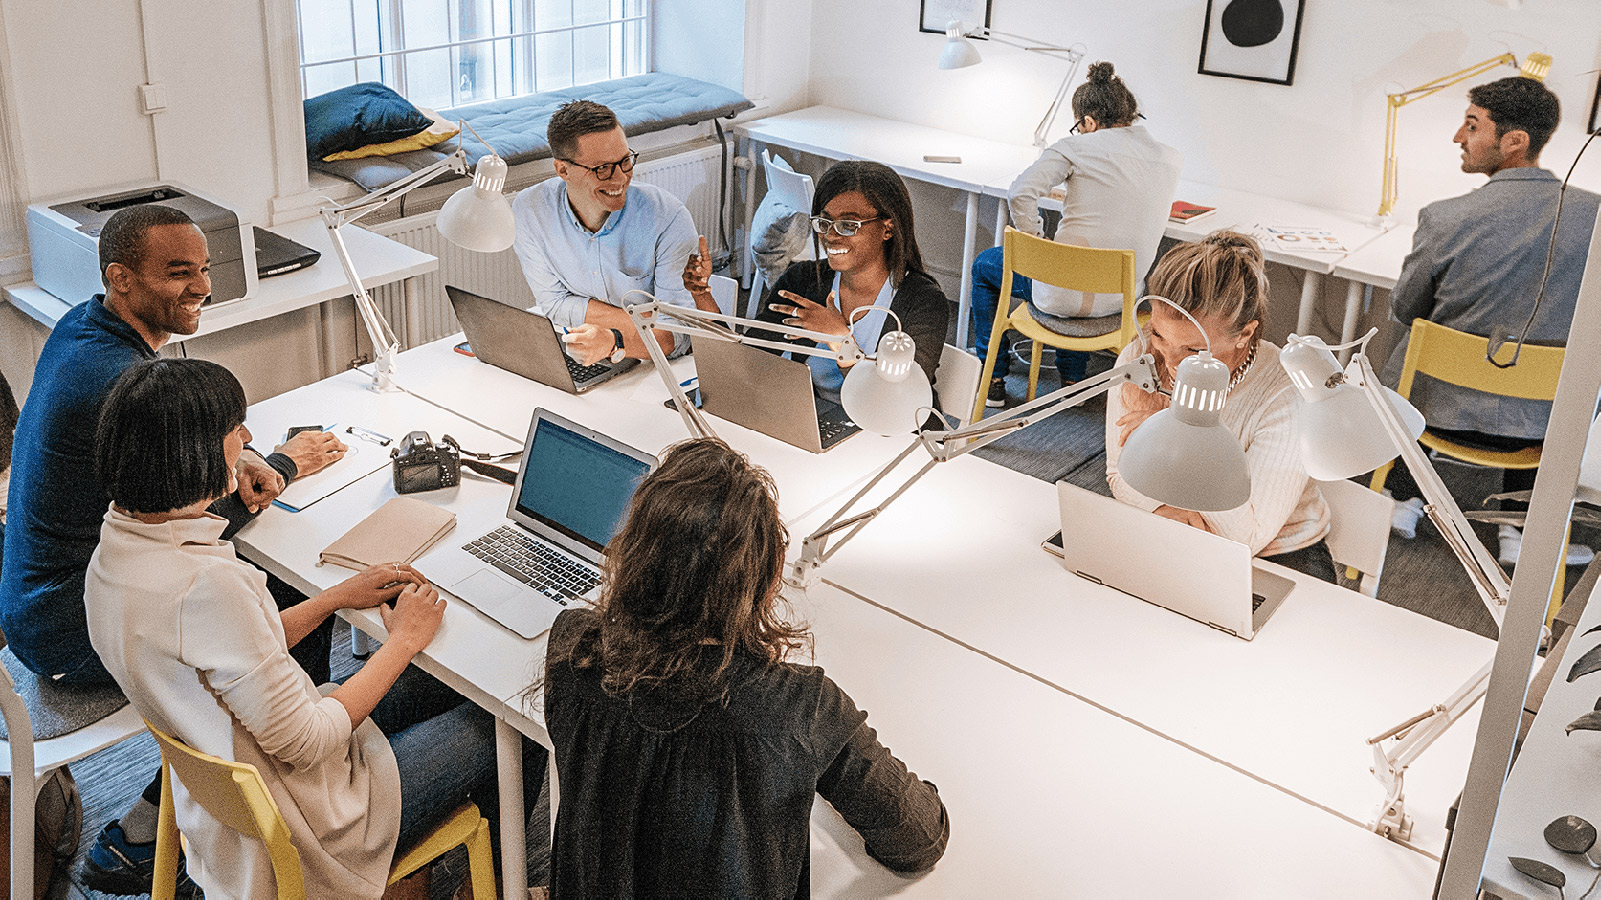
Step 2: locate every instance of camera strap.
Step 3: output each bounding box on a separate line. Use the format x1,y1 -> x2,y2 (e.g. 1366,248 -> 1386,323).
459,457 -> 517,485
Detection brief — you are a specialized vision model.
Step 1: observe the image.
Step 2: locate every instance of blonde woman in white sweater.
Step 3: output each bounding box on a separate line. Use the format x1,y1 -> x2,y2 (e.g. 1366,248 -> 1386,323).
1105,231 -> 1334,581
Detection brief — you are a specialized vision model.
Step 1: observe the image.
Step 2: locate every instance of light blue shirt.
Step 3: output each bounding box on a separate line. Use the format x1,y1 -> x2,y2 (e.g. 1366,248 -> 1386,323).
807,272 -> 895,404
511,178 -> 698,354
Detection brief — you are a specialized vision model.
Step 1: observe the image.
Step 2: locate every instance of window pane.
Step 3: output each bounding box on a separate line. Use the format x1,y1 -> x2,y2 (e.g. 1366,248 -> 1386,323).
535,30 -> 573,91
405,48 -> 453,109
572,0 -> 609,28
571,24 -> 608,85
494,36 -> 515,98
303,61 -> 357,99
299,0 -> 355,64
353,0 -> 383,57
535,0 -> 572,31
622,18 -> 644,75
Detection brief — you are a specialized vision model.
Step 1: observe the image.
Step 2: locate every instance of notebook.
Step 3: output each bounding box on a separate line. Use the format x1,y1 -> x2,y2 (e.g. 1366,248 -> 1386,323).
1053,481 -> 1295,640
319,497 -> 457,570
690,336 -> 860,453
446,285 -> 638,393
415,408 -> 655,639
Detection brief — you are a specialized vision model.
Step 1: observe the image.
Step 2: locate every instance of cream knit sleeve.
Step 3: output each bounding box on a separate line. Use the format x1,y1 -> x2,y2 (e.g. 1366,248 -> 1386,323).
1198,385 -> 1312,555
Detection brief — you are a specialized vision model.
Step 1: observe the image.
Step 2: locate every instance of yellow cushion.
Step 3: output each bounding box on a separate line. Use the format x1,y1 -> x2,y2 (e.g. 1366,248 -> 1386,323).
322,108 -> 459,161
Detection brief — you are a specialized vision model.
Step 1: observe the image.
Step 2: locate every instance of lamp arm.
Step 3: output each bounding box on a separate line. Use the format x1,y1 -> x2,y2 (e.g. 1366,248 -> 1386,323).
965,26 -> 1082,61
789,356 -> 1159,584
1033,50 -> 1086,149
324,148 -> 471,228
1378,53 -> 1520,218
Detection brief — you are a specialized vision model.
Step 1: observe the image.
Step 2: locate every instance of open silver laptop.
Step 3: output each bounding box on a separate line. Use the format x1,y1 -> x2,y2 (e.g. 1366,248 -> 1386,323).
447,285 -> 638,393
690,336 -> 860,453
417,408 -> 655,638
1053,481 -> 1295,640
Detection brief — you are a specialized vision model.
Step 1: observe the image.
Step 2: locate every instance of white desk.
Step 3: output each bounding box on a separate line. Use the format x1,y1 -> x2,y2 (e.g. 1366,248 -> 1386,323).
735,106 -> 1038,347
1333,224 -> 1418,362
790,453 -> 1492,859
3,218 -> 437,376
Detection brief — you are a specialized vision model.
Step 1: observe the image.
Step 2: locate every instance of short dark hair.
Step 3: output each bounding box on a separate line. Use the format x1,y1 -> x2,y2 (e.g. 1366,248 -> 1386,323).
547,100 -> 621,161
812,160 -> 928,284
1072,61 -> 1139,128
98,204 -> 197,288
97,358 -> 247,515
1468,76 -> 1561,158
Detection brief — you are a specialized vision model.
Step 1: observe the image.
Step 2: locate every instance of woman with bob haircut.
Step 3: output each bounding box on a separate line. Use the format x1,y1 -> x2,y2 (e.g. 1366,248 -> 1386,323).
83,357 -> 545,898
741,159 -> 948,401
1106,231 -> 1334,580
542,437 -> 949,896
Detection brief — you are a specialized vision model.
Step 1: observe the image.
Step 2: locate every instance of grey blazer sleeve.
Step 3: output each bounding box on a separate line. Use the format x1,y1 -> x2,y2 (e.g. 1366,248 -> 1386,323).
1390,205 -> 1448,326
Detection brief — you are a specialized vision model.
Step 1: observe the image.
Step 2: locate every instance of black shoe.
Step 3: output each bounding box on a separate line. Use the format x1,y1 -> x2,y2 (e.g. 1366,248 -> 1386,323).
81,822 -> 202,897
985,377 -> 1007,408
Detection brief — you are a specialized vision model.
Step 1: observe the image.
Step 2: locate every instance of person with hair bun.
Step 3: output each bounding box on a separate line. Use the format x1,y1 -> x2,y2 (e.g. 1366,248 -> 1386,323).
974,61 -> 1183,407
1106,231 -> 1335,581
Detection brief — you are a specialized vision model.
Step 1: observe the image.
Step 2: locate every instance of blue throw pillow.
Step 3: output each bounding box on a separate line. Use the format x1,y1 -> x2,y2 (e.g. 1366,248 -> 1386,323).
304,83 -> 433,160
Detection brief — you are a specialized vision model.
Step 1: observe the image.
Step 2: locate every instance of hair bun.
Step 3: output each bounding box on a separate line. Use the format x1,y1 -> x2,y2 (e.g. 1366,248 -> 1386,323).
1086,61 -> 1116,84
1204,230 -> 1261,254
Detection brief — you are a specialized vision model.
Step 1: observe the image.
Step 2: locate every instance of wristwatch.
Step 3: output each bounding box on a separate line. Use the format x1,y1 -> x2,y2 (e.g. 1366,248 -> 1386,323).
608,328 -> 627,364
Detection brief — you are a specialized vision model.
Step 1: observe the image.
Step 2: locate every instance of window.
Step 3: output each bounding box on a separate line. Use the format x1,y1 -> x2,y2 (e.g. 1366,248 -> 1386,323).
296,0 -> 649,108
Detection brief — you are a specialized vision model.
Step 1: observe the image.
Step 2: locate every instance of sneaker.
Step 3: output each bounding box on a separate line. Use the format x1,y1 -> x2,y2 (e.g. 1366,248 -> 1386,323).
1497,524 -> 1597,567
1390,496 -> 1426,539
81,821 -> 202,898
986,377 -> 1007,408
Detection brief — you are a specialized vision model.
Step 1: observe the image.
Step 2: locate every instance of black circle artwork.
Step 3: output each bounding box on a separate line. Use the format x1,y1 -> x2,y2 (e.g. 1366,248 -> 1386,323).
1220,0 -> 1285,48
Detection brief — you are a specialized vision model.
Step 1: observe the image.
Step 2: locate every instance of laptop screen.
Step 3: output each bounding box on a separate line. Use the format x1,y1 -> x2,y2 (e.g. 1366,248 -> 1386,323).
514,416 -> 652,552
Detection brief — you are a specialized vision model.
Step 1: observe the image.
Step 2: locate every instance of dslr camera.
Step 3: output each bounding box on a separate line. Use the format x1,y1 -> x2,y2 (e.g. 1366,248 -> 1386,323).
390,431 -> 461,494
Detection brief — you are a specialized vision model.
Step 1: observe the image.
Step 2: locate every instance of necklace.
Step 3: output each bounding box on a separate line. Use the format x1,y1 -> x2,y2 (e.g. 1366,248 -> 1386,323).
1227,341 -> 1258,394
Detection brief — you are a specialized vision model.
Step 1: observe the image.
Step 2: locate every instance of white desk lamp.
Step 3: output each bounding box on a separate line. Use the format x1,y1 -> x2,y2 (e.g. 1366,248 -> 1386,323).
1282,330 -> 1518,841
321,133 -> 515,392
938,19 -> 1086,148
792,297 -> 1252,583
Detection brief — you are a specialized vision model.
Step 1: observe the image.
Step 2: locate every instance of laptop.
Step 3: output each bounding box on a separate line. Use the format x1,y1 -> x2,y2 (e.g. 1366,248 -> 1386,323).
690,336 -> 860,453
1052,481 -> 1296,641
252,226 -> 321,278
446,285 -> 638,393
417,408 -> 656,639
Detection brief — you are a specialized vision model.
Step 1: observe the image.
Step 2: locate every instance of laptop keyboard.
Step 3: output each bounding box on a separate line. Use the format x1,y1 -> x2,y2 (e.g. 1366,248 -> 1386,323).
565,355 -> 613,385
1251,592 -> 1266,612
819,416 -> 855,445
465,525 -> 600,603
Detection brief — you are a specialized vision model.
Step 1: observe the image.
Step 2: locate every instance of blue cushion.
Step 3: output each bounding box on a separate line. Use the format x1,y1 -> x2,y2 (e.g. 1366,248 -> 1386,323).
304,82 -> 434,160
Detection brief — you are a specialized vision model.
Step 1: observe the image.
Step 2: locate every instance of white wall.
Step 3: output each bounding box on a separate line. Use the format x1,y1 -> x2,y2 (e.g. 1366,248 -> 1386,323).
739,0 -> 814,114
656,0 -> 746,94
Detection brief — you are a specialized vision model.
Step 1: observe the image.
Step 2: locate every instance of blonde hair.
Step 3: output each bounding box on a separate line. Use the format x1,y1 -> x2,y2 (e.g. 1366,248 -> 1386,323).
1144,230 -> 1268,338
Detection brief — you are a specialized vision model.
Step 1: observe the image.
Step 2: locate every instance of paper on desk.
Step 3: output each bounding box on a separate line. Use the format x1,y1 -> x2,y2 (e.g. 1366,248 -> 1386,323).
273,439 -> 391,512
1250,225 -> 1349,254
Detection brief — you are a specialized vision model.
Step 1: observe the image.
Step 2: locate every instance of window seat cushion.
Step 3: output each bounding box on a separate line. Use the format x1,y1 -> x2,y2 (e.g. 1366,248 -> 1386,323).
310,72 -> 753,192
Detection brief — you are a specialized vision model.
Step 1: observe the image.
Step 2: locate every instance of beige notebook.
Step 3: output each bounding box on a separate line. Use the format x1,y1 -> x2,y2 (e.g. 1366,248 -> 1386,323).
318,497 -> 457,571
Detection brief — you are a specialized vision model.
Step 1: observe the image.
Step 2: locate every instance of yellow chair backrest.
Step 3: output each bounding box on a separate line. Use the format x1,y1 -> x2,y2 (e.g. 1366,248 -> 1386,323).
147,720 -> 306,898
1397,318 -> 1565,403
1001,227 -> 1140,347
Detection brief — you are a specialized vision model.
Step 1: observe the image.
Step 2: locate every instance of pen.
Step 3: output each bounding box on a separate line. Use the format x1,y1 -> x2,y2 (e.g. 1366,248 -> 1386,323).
346,425 -> 393,446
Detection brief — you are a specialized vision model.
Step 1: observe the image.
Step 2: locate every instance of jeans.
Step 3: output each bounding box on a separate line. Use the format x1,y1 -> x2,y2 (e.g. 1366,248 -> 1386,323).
970,245 -> 1089,383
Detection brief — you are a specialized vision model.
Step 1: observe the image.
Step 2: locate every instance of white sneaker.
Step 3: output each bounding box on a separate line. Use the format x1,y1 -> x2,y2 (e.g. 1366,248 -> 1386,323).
1497,524 -> 1597,567
1391,496 -> 1426,539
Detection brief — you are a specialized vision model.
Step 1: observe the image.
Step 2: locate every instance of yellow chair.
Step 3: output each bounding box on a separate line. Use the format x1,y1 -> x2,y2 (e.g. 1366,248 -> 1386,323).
973,227 -> 1139,422
146,720 -> 497,900
1368,319 -> 1568,618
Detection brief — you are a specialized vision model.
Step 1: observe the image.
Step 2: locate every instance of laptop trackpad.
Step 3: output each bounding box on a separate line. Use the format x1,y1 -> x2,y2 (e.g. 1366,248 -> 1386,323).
455,568 -> 522,613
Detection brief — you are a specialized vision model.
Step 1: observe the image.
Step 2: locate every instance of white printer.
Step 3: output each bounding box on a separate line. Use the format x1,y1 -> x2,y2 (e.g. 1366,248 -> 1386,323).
26,182 -> 257,307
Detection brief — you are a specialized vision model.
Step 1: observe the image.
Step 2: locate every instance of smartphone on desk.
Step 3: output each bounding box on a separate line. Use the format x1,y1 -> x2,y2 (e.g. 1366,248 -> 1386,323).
663,389 -> 703,412
454,341 -> 475,358
286,425 -> 325,440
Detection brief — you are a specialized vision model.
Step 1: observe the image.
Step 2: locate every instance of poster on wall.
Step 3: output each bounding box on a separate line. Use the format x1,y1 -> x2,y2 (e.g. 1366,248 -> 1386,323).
1198,0 -> 1306,86
920,0 -> 991,35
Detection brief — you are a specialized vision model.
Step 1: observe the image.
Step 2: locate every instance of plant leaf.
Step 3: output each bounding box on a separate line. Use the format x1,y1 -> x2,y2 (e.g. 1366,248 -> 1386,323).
1566,711 -> 1601,736
1511,856 -> 1567,889
1545,815 -> 1597,854
1568,643 -> 1601,683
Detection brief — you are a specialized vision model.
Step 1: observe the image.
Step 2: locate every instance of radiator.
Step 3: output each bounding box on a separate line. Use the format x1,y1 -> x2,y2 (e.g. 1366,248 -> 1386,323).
370,143 -> 728,346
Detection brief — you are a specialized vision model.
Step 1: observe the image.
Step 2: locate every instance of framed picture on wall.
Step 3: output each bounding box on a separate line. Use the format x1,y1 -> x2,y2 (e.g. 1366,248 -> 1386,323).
920,0 -> 991,35
1198,0 -> 1306,86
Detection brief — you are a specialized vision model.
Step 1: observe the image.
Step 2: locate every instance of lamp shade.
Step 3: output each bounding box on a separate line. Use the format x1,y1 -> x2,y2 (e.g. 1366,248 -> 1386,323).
939,20 -> 982,69
840,330 -> 932,435
1280,336 -> 1426,481
1118,352 -> 1251,511
438,154 -> 515,252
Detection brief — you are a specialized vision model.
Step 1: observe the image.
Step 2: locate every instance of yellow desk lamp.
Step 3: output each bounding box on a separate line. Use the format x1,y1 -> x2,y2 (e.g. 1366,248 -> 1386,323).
1378,52 -> 1552,218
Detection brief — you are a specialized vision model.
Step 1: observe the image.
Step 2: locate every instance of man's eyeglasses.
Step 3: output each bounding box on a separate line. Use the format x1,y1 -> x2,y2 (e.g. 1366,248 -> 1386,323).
809,215 -> 883,237
560,150 -> 639,181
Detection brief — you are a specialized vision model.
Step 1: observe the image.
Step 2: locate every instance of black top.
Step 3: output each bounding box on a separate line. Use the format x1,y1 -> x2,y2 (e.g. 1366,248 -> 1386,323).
544,608 -> 950,898
751,260 -> 949,394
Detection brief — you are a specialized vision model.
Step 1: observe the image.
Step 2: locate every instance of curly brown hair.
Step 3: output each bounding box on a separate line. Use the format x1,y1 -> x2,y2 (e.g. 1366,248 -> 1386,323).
546,438 -> 808,703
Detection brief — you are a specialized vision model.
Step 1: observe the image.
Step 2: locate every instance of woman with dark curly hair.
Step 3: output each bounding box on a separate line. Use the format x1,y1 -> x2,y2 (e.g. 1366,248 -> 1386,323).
543,438 -> 949,896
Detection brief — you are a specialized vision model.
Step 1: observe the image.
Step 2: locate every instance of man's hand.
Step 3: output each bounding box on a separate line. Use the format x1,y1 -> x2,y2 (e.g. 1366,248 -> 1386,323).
235,449 -> 287,513
683,235 -> 716,311
771,290 -> 850,346
275,429 -> 348,478
1153,504 -> 1212,531
561,322 -> 615,366
1116,382 -> 1171,448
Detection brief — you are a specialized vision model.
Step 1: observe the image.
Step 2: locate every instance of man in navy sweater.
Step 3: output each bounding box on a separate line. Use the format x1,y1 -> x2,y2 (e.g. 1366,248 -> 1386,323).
0,204 -> 346,893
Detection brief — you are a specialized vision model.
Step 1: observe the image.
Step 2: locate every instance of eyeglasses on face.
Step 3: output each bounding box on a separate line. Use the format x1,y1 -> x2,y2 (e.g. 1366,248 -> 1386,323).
561,150 -> 639,181
809,214 -> 884,237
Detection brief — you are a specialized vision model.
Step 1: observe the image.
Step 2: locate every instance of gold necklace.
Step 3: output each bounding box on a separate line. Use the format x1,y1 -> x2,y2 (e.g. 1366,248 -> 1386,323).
1227,341 -> 1258,394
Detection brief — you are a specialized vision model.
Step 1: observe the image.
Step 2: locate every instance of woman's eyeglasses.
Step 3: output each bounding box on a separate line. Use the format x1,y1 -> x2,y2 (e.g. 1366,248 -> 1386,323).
560,150 -> 639,181
809,215 -> 883,237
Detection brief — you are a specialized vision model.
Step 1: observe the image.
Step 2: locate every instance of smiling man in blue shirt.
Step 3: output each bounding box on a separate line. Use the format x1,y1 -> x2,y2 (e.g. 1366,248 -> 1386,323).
512,100 -> 712,365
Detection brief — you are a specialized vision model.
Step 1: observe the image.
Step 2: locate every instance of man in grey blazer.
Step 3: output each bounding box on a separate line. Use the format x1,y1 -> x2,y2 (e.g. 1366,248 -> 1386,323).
1384,75 -> 1599,563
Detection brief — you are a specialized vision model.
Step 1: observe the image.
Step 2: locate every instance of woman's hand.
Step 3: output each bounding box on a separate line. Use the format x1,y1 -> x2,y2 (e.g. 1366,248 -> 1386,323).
379,582 -> 445,655
1116,382 -> 1171,447
327,563 -> 426,610
771,290 -> 850,343
1153,504 -> 1212,531
683,234 -> 716,311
